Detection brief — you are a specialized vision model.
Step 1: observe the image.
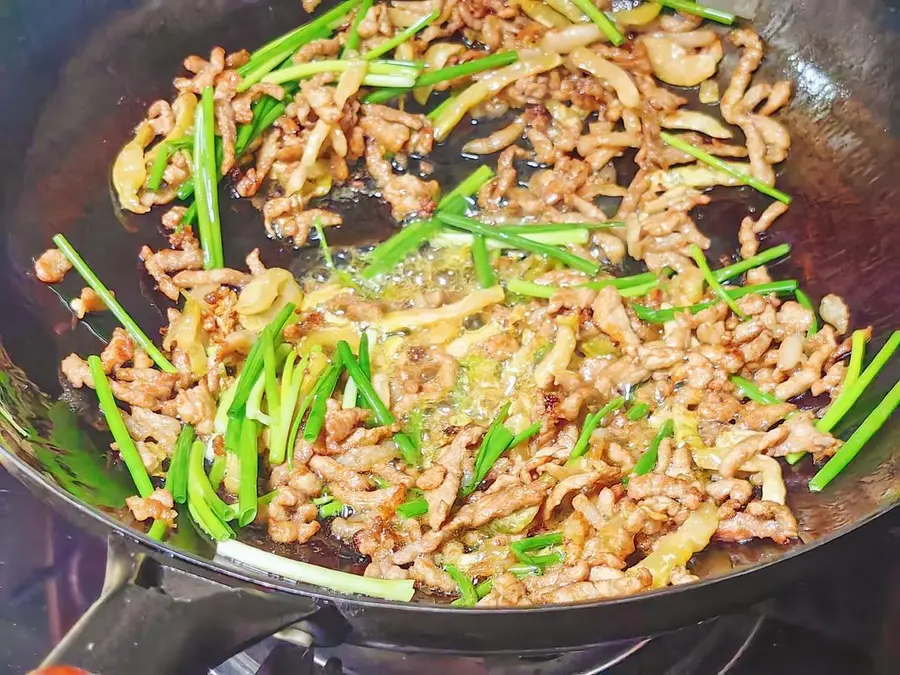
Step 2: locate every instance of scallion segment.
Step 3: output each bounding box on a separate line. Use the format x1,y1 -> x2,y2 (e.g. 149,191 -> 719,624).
509,421 -> 542,449
626,403 -> 651,421
794,289 -> 818,337
438,213 -> 601,275
188,440 -> 234,541
263,59 -> 419,87
318,498 -> 346,519
269,351 -> 309,464
472,235 -> 496,288
51,235 -> 177,373
342,0 -> 374,56
713,244 -> 791,283
447,565 -> 479,607
631,280 -> 799,324
567,397 -> 625,463
237,418 -> 260,527
217,539 -> 415,600
362,219 -> 440,279
568,0 -> 625,45
462,403 -> 513,496
658,0 -> 735,25
87,356 -> 154,499
238,0 -> 363,88
817,331 -> 899,434
396,496 -> 429,519
336,340 -> 420,465
168,425 -> 195,504
506,279 -> 556,299
146,142 -> 176,191
510,532 -> 564,566
729,375 -> 783,406
194,87 -> 225,270
302,362 -> 343,443
363,10 -> 439,61
809,379 -> 900,492
659,131 -> 792,204
690,244 -> 745,318
626,419 -> 675,483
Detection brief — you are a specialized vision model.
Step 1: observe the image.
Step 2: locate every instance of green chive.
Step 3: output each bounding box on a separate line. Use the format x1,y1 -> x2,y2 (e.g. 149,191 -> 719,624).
658,0 -> 735,25
506,279 -> 556,299
809,379 -> 900,492
631,280 -> 799,324
567,397 -> 625,463
690,244 -> 745,318
446,564 -> 479,607
569,0 -> 625,45
730,375 -> 783,406
194,86 -> 225,269
302,363 -> 343,442
336,341 -> 420,465
146,142 -> 175,191
510,532 -> 564,565
237,418 -> 260,527
362,10 -> 439,61
342,0 -> 374,56
396,496 -> 429,519
438,213 -> 601,275
794,289 -> 819,337
187,440 -> 234,541
87,356 -> 154,498
659,131 -> 791,204
52,235 -> 177,373
626,403 -> 651,421
626,419 -> 675,483
713,244 -> 791,283
472,234 -> 496,288
168,425 -> 195,504
509,421 -> 542,448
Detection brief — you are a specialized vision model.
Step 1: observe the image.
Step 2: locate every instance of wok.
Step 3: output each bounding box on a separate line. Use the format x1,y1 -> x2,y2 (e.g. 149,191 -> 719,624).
0,0 -> 898,672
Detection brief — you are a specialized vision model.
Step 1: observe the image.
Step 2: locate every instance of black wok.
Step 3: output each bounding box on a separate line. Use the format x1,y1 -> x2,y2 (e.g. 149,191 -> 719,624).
0,0 -> 898,673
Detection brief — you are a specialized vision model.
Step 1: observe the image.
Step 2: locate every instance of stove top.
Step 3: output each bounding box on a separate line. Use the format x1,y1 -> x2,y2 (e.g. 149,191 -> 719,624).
2,468 -> 897,675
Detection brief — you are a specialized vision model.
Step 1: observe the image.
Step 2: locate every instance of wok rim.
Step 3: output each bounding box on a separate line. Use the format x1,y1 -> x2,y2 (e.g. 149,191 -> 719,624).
2,436 -> 896,617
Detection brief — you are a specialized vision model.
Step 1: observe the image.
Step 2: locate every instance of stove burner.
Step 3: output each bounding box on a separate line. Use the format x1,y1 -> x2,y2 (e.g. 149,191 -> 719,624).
211,613 -> 766,675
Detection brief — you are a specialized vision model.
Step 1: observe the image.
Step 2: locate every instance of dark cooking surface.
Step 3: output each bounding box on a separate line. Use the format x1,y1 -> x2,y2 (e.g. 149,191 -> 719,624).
2,467 -> 897,674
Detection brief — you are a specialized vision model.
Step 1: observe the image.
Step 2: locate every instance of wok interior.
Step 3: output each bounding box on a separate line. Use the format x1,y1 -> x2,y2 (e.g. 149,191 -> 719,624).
0,0 -> 898,602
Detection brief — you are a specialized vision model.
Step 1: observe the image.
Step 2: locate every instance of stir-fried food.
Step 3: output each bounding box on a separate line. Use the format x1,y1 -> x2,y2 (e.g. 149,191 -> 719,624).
34,1 -> 900,606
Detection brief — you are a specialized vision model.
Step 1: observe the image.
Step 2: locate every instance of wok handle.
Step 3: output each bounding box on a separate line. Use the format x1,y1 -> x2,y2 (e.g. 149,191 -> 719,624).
39,535 -> 321,675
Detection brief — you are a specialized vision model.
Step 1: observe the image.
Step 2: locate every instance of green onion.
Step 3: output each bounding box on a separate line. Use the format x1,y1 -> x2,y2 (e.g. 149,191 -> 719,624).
362,219 -> 440,279
187,440 -> 234,541
217,539 -> 415,600
227,303 -> 297,419
302,362 -> 343,443
52,235 -> 177,373
356,331 -> 372,409
472,235 -> 496,288
263,59 -> 419,87
336,341 -> 420,465
342,0 -> 374,56
817,331 -> 899,434
146,142 -> 176,191
658,0 -> 735,25
433,228 -> 590,249
168,425 -> 195,504
713,244 -> 791,283
730,375 -> 783,406
208,453 -> 227,491
510,531 -> 564,565
506,279 -> 556,299
617,279 -> 662,298
87,356 -> 154,498
287,360 -> 340,461
364,52 -> 522,104
631,280 -> 799,324
844,329 -> 867,390
627,419 -> 675,483
258,489 -> 278,506
474,578 -> 494,599
626,403 -> 651,421
396,496 -> 429,519
363,167 -> 494,279
567,397 -> 625,463
659,131 -> 792,204
582,271 -> 662,291
446,565 -> 479,607
426,94 -> 456,120
568,0 -> 625,45
363,10 -> 439,61
809,378 -> 900,492
462,403 -> 512,496
690,244 -> 745,318
318,498 -> 346,519
237,418 -> 260,527
269,351 -> 309,464
509,421 -> 542,448
794,289 -> 818,337
438,213 -> 601,275
238,0 -> 362,88
437,166 -> 496,210
194,87 -> 225,269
